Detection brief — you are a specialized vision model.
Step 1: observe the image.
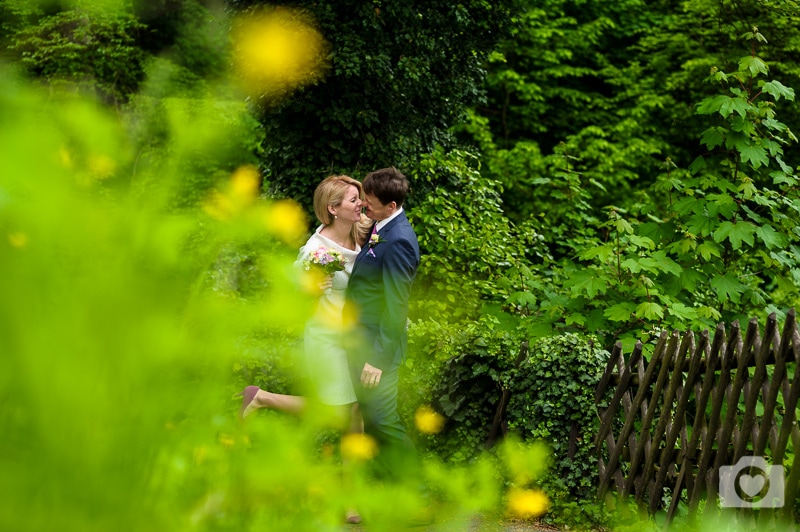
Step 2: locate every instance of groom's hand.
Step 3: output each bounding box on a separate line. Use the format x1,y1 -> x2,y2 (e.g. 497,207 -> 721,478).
361,363 -> 382,389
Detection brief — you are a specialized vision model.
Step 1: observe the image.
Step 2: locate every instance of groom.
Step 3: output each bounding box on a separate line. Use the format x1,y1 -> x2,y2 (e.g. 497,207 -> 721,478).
345,166 -> 420,479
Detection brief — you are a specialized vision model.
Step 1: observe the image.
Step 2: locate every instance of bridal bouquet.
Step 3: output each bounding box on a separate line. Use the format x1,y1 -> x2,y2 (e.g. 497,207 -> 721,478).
303,245 -> 346,276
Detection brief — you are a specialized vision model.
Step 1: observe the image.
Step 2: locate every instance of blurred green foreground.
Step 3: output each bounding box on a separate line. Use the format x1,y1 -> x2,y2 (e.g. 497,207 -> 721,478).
0,47 -> 542,530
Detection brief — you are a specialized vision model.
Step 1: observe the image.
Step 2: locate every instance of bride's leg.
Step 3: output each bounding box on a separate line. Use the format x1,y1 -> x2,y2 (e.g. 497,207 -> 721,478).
241,387 -> 306,418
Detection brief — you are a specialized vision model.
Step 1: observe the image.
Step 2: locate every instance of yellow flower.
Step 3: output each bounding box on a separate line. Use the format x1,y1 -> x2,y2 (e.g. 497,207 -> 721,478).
202,166 -> 262,220
232,7 -> 329,100
263,199 -> 307,245
8,232 -> 28,248
202,190 -> 233,220
88,154 -> 116,178
218,433 -> 235,449
340,433 -> 378,461
414,405 -> 445,434
230,165 -> 260,203
58,147 -> 73,168
506,487 -> 550,519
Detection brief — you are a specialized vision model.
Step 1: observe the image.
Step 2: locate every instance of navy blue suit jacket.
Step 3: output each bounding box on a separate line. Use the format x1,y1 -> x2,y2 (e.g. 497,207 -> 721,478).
345,211 -> 420,371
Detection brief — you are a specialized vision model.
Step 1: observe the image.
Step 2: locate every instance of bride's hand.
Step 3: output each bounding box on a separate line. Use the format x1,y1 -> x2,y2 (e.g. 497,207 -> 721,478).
319,275 -> 333,291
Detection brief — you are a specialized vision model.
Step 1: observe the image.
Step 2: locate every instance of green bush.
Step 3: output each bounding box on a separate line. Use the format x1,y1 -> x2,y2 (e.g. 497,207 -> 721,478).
507,333 -> 609,501
405,316 -> 522,463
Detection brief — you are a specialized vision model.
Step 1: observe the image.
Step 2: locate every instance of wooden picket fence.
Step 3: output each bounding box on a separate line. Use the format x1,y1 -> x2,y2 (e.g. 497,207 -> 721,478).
594,309 -> 800,523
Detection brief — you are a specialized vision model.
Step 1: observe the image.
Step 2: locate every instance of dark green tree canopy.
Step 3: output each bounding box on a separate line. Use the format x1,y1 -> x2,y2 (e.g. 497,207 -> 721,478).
226,0 -> 518,207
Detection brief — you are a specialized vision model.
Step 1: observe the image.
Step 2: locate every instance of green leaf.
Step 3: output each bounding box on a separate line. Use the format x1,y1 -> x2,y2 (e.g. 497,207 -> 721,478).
628,234 -> 655,250
667,302 -> 698,321
710,273 -> 747,303
739,55 -> 769,76
604,302 -> 636,322
762,80 -> 795,101
578,243 -> 615,262
566,270 -> 608,298
713,221 -> 756,250
706,193 -> 738,219
739,144 -> 769,169
697,95 -> 728,115
720,97 -> 750,118
615,217 -> 634,234
651,250 -> 682,276
635,301 -> 664,320
755,224 -> 785,250
687,214 -> 715,237
697,240 -> 722,261
621,257 -> 658,273
674,196 -> 701,216
689,156 -> 706,174
700,127 -> 724,149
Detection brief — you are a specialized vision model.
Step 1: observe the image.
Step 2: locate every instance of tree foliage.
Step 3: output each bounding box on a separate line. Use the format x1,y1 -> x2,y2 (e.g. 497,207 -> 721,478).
225,0 -> 519,208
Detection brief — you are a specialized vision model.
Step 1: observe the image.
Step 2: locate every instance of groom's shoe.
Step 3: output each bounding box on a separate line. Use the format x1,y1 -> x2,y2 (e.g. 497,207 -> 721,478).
239,386 -> 260,419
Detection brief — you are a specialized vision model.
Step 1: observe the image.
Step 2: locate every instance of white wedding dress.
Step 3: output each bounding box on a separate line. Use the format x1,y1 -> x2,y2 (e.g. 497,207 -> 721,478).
296,226 -> 360,405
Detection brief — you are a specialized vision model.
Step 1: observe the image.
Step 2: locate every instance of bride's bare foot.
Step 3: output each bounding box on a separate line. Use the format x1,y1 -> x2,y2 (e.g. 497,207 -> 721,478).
239,386 -> 260,419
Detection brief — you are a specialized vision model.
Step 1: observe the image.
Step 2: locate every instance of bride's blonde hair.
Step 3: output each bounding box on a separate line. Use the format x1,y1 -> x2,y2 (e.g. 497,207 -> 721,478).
313,175 -> 371,246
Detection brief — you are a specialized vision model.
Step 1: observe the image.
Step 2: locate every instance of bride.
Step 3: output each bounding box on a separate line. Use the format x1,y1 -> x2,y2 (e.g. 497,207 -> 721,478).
238,174 -> 370,524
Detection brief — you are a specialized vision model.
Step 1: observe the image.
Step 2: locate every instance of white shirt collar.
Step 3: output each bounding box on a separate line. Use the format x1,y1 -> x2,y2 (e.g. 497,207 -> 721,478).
375,207 -> 403,232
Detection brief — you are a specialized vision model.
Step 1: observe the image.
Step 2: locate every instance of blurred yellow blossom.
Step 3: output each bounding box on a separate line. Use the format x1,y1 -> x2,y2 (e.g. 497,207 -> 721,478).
340,433 -> 378,461
502,438 -> 550,485
58,147 -> 73,168
415,405 -> 445,434
263,198 -> 307,245
230,165 -> 260,202
193,445 -> 209,465
218,433 -> 236,449
8,232 -> 28,248
203,166 -> 263,220
88,154 -> 116,178
506,487 -> 549,519
232,7 -> 329,100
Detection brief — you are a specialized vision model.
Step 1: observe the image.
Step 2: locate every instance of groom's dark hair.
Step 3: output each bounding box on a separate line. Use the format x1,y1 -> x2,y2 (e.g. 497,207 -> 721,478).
363,167 -> 409,207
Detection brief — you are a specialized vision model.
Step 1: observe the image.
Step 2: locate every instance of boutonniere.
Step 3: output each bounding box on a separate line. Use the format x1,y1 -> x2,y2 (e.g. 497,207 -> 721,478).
367,233 -> 385,257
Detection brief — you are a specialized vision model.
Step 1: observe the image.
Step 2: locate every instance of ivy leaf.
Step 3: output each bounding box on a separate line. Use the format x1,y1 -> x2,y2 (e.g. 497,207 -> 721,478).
604,302 -> 636,322
710,273 -> 747,303
635,301 -> 664,320
714,221 -> 756,250
739,144 -> 769,169
762,80 -> 795,102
